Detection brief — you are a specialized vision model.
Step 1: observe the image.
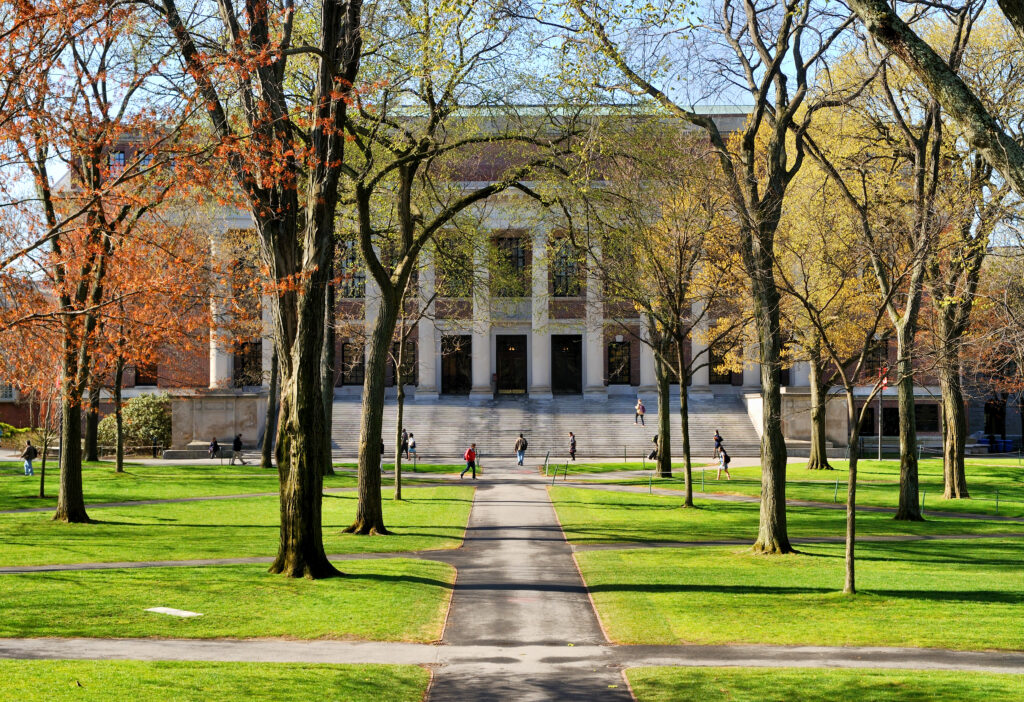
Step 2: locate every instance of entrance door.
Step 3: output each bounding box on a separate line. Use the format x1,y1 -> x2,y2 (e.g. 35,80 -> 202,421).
496,334 -> 527,394
551,334 -> 582,394
441,335 -> 471,395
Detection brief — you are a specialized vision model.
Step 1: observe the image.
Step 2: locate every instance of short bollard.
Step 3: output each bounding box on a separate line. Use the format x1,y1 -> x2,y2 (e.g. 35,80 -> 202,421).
701,469 -> 705,492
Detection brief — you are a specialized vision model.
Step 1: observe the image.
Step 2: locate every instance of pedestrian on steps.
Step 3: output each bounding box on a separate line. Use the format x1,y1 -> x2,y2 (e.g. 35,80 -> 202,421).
514,433 -> 528,466
401,428 -> 410,460
461,443 -> 477,479
635,398 -> 646,426
408,433 -> 417,462
713,429 -> 723,458
568,432 -> 577,461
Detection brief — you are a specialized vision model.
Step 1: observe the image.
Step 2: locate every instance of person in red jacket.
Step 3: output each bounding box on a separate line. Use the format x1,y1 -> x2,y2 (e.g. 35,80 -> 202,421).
461,443 -> 477,479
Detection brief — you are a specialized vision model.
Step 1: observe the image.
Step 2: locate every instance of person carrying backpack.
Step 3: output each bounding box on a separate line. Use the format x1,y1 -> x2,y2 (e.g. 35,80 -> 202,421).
568,432 -> 577,461
717,448 -> 732,481
635,398 -> 646,426
21,440 -> 37,477
514,433 -> 528,466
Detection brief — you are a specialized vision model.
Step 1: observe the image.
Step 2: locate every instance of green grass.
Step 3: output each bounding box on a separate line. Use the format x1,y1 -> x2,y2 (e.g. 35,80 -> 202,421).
0,661 -> 430,700
0,559 -> 454,641
576,539 -> 1024,650
0,485 -> 473,566
627,667 -> 1024,702
545,461 -> 716,475
665,458 -> 1024,518
550,486 -> 1021,545
0,461 -> 367,511
337,461 -> 464,474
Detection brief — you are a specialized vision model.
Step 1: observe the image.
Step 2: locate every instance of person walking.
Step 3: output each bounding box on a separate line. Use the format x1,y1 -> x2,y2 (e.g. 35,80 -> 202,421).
230,434 -> 247,465
401,428 -> 410,460
568,432 -> 577,461
514,433 -> 528,466
713,429 -> 723,458
635,398 -> 646,425
20,440 -> 37,477
717,448 -> 732,480
380,439 -> 386,474
408,433 -> 417,462
461,443 -> 477,479
208,438 -> 220,460
648,435 -> 658,461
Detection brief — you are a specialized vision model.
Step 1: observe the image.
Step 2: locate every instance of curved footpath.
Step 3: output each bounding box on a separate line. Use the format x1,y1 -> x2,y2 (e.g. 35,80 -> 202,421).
1,462 -> 1022,701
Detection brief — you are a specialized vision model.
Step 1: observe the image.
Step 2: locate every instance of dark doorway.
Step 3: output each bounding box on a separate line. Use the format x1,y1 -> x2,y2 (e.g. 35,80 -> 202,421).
551,334 -> 582,394
441,335 -> 471,395
496,334 -> 527,394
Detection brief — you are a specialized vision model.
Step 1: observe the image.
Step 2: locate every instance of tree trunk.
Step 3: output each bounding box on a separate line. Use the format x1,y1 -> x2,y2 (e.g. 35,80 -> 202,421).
654,354 -> 672,478
268,232 -> 342,578
806,358 -> 833,470
114,357 -> 125,473
345,297 -> 398,535
894,322 -> 923,520
54,397 -> 89,523
676,344 -> 693,505
751,276 -> 792,553
84,379 -> 100,462
394,371 -> 405,502
262,349 -> 279,469
940,352 -> 969,499
321,282 -> 336,476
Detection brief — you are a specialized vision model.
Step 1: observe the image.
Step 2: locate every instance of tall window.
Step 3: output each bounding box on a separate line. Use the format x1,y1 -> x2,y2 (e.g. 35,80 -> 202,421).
339,342 -> 365,385
864,337 -> 889,378
552,241 -> 583,297
135,361 -> 159,386
494,237 -> 528,297
0,383 -> 14,400
389,341 -> 418,386
109,150 -> 126,178
437,248 -> 472,297
607,341 -> 631,384
337,241 -> 366,298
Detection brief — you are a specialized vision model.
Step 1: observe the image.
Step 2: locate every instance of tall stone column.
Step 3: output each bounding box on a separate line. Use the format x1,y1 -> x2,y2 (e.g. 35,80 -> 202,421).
743,344 -> 761,387
209,231 -> 234,389
529,232 -> 552,399
584,245 -> 606,398
469,244 -> 492,399
690,300 -> 711,387
639,320 -> 656,394
417,248 -> 439,400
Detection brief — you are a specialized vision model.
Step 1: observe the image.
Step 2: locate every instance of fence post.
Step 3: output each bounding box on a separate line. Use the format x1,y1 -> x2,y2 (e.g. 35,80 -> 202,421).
624,445 -> 627,464
701,467 -> 705,492
834,477 -> 839,503
921,490 -> 926,513
996,490 -> 999,515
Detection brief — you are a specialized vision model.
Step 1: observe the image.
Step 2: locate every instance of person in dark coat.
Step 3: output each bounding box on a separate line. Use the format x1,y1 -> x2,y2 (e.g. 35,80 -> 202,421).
230,434 -> 247,465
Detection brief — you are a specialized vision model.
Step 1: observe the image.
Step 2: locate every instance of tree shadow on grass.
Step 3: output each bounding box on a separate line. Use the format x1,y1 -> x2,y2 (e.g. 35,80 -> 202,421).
343,571 -> 454,589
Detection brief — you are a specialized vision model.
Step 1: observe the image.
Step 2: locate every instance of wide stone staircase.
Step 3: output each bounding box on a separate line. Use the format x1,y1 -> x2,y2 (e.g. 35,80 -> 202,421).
331,392 -> 762,461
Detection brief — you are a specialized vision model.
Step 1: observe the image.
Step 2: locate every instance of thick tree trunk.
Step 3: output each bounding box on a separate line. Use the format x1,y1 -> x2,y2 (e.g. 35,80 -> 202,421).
54,397 -> 89,523
806,359 -> 833,470
321,283 -> 336,476
84,380 -> 100,462
262,349 -> 279,469
940,354 -> 969,499
677,379 -> 694,506
654,355 -> 672,478
269,233 -> 342,578
345,299 -> 398,535
114,357 -> 125,473
751,277 -> 792,553
395,375 -> 405,501
894,323 -> 923,520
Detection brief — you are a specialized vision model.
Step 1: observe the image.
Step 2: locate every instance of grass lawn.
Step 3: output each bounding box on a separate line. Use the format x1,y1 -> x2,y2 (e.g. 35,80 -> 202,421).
627,667 -> 1024,702
0,559 -> 454,640
544,461 -> 717,475
0,461 -> 368,511
337,461 -> 464,474
1,661 -> 430,701
659,458 -> 1024,518
550,487 -> 1021,546
576,539 -> 1024,650
0,485 -> 473,566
